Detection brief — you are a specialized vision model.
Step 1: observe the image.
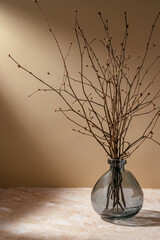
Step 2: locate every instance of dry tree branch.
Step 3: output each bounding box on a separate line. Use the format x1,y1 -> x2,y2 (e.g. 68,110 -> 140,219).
9,1 -> 160,160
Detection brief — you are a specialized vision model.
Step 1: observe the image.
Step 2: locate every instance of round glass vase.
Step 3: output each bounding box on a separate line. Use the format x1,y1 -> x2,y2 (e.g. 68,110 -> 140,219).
91,159 -> 144,221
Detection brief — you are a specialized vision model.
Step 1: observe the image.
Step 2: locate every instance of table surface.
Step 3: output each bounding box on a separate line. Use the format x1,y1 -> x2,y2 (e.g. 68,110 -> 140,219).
0,188 -> 160,240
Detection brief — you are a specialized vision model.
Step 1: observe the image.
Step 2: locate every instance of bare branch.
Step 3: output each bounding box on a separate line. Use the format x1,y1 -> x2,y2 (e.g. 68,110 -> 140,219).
9,5 -> 160,160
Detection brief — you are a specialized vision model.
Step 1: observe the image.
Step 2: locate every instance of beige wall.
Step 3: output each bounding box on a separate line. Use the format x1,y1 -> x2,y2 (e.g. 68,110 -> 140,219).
0,0 -> 160,188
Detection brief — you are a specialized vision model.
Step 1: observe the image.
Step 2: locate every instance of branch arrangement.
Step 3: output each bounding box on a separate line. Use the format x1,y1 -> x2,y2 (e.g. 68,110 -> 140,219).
9,1 -> 160,161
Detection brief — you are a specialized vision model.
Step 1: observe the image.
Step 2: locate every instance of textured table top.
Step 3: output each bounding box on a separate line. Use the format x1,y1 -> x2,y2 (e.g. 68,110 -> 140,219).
0,188 -> 160,240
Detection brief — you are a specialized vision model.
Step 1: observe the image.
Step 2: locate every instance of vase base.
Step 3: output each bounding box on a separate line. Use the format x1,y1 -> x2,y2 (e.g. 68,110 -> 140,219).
101,206 -> 142,221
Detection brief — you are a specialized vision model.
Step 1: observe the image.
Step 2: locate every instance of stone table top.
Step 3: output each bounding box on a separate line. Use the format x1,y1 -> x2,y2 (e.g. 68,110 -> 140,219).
0,188 -> 160,240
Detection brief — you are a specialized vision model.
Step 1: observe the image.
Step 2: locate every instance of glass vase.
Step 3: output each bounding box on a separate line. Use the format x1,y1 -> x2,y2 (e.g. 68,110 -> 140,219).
91,159 -> 144,221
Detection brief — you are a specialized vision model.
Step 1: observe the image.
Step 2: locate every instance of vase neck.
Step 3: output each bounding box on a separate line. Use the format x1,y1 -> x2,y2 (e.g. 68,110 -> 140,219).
108,159 -> 127,170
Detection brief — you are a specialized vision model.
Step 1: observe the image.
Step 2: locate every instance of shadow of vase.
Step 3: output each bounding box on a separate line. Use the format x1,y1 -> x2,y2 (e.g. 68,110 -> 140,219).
106,209 -> 160,227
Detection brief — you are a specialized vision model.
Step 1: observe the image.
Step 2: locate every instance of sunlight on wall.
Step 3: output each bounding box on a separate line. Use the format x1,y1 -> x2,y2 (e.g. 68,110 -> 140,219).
0,0 -> 159,187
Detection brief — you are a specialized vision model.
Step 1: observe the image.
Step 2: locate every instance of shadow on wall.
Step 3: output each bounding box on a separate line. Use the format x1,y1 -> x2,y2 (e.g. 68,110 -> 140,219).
1,0 -> 160,189
0,92 -> 59,187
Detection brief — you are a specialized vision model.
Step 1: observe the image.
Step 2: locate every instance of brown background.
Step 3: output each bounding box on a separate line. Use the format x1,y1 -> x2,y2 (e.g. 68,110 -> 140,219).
0,0 -> 160,188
